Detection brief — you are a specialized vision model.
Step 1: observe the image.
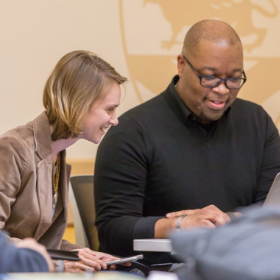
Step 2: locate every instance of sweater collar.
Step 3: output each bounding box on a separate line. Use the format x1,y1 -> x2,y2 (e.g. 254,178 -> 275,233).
164,75 -> 231,124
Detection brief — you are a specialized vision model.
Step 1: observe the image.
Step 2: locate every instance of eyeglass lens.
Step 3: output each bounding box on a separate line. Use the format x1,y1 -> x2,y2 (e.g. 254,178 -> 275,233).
201,76 -> 245,89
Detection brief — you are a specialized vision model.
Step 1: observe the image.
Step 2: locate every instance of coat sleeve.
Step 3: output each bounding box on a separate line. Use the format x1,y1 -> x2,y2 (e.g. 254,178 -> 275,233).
0,233 -> 48,273
94,115 -> 162,257
0,136 -> 27,231
60,239 -> 83,250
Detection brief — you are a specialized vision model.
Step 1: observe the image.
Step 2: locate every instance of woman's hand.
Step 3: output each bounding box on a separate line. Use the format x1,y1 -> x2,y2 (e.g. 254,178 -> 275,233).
64,248 -> 130,272
93,251 -> 131,269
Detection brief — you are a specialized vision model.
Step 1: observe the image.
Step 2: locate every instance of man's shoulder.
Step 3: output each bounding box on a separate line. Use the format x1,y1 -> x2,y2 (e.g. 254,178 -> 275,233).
232,98 -> 262,109
127,92 -> 166,113
230,98 -> 275,132
105,91 -> 170,140
120,92 -> 168,122
231,98 -> 267,117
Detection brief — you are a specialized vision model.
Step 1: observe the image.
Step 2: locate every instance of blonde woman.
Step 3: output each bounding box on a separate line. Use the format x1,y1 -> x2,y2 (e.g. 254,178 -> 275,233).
0,50 -> 127,272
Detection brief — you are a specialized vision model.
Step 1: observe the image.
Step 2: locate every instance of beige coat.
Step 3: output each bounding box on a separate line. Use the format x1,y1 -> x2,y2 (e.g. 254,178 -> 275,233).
0,112 -> 81,250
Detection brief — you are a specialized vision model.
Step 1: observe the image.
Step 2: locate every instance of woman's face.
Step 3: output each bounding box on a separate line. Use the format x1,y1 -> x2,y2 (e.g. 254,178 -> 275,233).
80,82 -> 121,144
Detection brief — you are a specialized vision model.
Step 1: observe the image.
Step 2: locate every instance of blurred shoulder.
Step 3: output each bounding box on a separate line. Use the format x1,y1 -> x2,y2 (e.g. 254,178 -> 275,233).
119,92 -> 168,124
231,98 -> 270,118
0,120 -> 35,152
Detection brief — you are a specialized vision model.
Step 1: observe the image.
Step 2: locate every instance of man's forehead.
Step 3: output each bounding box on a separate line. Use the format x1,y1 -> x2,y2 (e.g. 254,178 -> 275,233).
188,40 -> 244,74
191,39 -> 243,60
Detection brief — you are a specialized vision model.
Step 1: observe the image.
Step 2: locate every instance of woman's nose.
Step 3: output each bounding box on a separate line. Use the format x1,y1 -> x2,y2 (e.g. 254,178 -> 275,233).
110,117 -> 119,126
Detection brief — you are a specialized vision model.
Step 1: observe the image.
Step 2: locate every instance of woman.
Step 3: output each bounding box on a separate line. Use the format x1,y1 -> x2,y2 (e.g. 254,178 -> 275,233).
0,50 -> 127,272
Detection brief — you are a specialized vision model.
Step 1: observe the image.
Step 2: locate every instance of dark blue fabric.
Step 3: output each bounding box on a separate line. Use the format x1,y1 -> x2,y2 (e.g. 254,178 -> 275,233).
0,233 -> 48,273
171,206 -> 280,280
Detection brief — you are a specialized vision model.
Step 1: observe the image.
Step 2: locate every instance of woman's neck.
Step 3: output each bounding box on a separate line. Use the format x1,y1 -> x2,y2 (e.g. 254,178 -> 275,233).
50,125 -> 80,163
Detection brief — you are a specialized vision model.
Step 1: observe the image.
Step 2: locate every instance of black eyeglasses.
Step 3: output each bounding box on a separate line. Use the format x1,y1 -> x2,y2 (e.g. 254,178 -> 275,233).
182,54 -> 247,89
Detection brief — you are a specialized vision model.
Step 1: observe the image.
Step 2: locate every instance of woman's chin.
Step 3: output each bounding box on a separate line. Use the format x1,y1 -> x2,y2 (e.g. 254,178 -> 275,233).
88,136 -> 101,144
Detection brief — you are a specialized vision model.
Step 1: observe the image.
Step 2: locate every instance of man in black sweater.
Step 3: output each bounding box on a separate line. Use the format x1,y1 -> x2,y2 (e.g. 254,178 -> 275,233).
94,20 -> 280,263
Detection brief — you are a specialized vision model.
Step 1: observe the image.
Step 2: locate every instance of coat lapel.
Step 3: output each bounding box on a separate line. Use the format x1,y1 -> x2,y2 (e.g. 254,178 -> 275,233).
34,158 -> 53,240
59,150 -> 71,224
31,112 -> 71,241
32,112 -> 54,240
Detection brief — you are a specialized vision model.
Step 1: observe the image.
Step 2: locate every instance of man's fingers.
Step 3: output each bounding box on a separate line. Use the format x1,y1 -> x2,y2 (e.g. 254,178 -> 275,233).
166,209 -> 198,218
179,205 -> 231,229
224,213 -> 232,222
200,205 -> 231,225
207,213 -> 228,226
166,211 -> 184,218
198,211 -> 229,226
233,212 -> 242,217
200,219 -> 216,229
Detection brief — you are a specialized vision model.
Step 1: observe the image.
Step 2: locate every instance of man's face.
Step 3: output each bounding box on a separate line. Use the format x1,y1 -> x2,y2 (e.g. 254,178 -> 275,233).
177,39 -> 244,123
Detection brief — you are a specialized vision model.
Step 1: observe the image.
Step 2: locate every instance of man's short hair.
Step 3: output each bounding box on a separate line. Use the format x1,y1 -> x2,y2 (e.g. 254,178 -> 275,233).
43,50 -> 127,141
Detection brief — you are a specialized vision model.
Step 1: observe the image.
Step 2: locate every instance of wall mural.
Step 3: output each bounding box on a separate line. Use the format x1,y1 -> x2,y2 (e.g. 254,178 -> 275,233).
120,0 -> 280,129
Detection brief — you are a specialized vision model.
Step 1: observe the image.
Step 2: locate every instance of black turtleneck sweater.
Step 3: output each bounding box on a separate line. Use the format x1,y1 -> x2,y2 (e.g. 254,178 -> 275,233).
94,75 -> 280,259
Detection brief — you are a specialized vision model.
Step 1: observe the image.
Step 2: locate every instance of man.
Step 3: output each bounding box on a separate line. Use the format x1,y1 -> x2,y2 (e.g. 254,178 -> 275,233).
0,233 -> 54,272
94,20 -> 280,263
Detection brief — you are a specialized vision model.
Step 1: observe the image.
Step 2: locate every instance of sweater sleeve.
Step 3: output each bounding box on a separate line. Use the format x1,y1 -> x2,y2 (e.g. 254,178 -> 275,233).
0,233 -> 48,273
94,115 -> 162,257
255,111 -> 280,203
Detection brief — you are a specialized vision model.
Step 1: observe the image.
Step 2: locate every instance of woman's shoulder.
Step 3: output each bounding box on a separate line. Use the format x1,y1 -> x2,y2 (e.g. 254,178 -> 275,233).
0,120 -> 35,152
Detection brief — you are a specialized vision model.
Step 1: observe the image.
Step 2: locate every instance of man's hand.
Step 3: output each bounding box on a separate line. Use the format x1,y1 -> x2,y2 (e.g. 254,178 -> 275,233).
16,238 -> 54,272
166,209 -> 199,218
179,205 -> 230,229
155,205 -> 231,238
64,248 -> 130,272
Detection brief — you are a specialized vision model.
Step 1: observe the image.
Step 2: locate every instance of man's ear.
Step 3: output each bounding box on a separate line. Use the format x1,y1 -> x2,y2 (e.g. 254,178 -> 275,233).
177,54 -> 185,77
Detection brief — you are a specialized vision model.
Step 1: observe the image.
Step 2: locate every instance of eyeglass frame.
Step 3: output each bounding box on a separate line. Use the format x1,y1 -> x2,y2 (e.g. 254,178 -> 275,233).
182,54 -> 247,89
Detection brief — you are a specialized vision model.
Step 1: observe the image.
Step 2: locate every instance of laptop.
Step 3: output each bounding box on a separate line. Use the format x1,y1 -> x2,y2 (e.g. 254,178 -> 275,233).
264,173 -> 280,206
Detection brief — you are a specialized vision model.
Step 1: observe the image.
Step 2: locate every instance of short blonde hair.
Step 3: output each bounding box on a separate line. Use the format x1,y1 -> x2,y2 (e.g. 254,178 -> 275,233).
43,50 -> 127,141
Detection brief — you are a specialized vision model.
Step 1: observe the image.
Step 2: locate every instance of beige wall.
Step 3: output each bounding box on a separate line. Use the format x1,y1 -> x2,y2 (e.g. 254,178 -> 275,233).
1,0 -> 280,163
